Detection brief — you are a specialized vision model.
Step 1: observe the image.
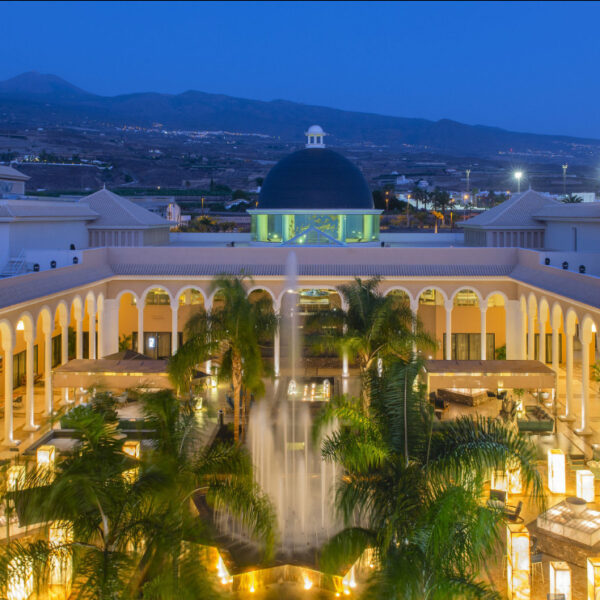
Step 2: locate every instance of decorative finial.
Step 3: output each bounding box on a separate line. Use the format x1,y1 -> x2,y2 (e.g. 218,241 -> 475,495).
305,125 -> 326,149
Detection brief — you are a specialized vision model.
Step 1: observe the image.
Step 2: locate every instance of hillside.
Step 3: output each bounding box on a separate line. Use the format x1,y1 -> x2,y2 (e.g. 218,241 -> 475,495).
1,72 -> 599,160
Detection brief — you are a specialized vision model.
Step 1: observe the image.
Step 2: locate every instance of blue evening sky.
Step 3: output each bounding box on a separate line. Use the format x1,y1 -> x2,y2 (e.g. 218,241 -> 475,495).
1,1 -> 598,138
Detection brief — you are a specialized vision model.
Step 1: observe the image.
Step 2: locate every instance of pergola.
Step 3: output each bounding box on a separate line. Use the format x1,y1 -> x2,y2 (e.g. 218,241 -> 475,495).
52,350 -> 172,392
423,360 -> 556,405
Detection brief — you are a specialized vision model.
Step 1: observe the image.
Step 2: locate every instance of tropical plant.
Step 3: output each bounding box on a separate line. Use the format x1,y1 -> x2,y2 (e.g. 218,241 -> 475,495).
315,358 -> 544,599
305,276 -> 434,407
431,187 -> 451,214
562,193 -> 583,203
0,391 -> 275,598
411,187 -> 429,211
168,274 -> 278,441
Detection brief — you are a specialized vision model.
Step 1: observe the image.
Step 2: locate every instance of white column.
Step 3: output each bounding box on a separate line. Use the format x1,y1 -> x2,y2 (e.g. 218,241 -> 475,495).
342,352 -> 349,377
445,299 -> 453,360
480,301 -> 488,360
410,298 -> 419,355
3,340 -> 17,446
96,305 -> 104,359
44,326 -> 53,416
23,330 -> 37,431
75,318 -> 83,360
504,300 -> 523,360
137,306 -> 144,354
60,320 -> 70,405
576,329 -> 592,435
88,309 -> 96,360
561,326 -> 575,421
60,323 -> 68,364
538,311 -> 547,364
551,317 -> 560,374
527,312 -> 536,360
99,299 -> 119,357
171,305 -> 179,355
274,329 -> 280,377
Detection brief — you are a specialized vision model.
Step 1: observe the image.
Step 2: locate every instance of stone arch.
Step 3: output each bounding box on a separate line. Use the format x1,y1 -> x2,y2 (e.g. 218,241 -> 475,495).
141,285 -> 173,306
174,285 -> 208,307
415,285 -> 449,305
16,311 -> 35,338
277,285 -> 346,311
451,287 -> 482,306
0,319 -> 14,351
116,288 -> 140,305
485,290 -> 508,306
247,285 -> 278,308
55,300 -> 69,328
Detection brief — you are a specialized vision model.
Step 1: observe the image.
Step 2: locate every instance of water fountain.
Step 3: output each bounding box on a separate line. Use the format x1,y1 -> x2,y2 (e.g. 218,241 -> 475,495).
248,250 -> 340,558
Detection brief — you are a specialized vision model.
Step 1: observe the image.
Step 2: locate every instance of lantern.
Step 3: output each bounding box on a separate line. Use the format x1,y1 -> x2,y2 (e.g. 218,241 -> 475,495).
6,557 -> 33,600
123,440 -> 141,459
6,465 -> 25,491
549,561 -> 571,600
588,557 -> 600,600
577,470 -> 595,503
507,523 -> 530,600
37,445 -> 56,471
548,449 -> 566,494
49,521 -> 73,591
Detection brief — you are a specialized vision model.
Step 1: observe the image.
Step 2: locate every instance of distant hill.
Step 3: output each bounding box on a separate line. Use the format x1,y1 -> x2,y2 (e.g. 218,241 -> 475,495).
1,71 -> 599,158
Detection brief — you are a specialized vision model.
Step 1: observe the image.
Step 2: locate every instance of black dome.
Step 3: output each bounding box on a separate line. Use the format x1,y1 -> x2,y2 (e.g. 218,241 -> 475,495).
258,148 -> 374,210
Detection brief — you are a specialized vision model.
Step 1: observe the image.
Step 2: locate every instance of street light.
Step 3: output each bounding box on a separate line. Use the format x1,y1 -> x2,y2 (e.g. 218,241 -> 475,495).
385,190 -> 389,212
514,171 -> 523,193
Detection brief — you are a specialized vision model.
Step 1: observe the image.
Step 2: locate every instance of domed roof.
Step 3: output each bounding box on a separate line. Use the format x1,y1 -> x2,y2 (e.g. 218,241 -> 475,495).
306,124 -> 324,134
258,148 -> 374,210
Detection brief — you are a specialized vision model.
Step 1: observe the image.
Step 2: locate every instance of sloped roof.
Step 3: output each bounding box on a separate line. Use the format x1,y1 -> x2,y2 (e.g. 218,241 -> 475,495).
79,188 -> 170,229
0,165 -> 29,181
0,198 -> 98,221
463,189 -> 559,229
533,202 -> 600,220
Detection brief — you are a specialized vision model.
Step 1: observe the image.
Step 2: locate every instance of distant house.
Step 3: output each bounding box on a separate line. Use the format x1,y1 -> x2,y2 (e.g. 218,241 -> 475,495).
0,165 -> 30,196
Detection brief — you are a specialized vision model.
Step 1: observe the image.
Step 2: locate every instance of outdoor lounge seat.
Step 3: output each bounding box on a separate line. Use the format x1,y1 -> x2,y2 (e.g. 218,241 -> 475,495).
505,501 -> 523,523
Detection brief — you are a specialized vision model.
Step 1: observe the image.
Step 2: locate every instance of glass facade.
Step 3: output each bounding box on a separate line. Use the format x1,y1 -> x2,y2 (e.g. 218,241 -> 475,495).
251,213 -> 380,244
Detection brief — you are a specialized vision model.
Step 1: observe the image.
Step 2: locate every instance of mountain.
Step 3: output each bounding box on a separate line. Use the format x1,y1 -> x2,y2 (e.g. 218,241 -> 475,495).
0,71 -> 599,158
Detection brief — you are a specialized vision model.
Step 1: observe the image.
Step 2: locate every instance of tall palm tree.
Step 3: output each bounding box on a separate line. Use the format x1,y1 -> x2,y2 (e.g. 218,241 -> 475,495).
315,358 -> 544,599
169,274 -> 278,442
0,391 -> 275,598
305,276 -> 433,407
562,193 -> 583,203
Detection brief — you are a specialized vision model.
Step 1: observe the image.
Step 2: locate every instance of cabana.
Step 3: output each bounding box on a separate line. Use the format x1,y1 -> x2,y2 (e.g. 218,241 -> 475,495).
423,360 -> 556,407
52,350 -> 173,395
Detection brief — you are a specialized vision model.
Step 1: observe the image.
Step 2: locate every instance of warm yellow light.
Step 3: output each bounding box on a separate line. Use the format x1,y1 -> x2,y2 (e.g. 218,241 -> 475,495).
6,557 -> 33,600
249,586 -> 255,593
509,467 -> 523,495
16,320 -> 24,331
588,557 -> 600,600
6,465 -> 25,491
592,323 -> 597,333
548,449 -> 566,494
303,574 -> 313,590
49,521 -> 73,588
550,561 -> 571,600
507,523 -> 530,600
491,469 -> 508,493
123,440 -> 141,459
577,470 -> 595,502
37,445 -> 56,471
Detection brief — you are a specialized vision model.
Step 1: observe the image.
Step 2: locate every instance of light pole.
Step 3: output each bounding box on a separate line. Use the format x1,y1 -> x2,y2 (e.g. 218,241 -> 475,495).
385,190 -> 389,212
562,164 -> 568,196
514,171 -> 523,194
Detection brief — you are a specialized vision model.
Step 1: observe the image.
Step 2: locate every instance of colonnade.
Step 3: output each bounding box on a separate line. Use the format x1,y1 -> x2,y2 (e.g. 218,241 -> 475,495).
1,282 -> 599,447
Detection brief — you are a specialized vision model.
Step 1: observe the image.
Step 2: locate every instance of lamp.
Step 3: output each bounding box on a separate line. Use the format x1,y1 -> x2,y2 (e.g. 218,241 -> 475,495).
507,523 -> 530,600
549,561 -> 571,600
588,557 -> 600,600
37,445 -> 56,471
577,470 -> 595,503
6,557 -> 33,600
548,449 -> 566,494
123,440 -> 141,460
6,465 -> 25,491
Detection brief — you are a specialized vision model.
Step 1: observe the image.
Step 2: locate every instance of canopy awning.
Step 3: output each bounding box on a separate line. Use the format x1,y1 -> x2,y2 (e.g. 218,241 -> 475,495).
424,360 -> 556,392
53,355 -> 172,391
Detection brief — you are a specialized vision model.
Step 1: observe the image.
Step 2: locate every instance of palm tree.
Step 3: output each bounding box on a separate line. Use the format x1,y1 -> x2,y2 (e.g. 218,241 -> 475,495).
130,390 -> 275,596
315,358 -> 544,599
562,193 -> 583,203
0,391 -> 275,598
168,273 -> 278,441
305,276 -> 433,407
